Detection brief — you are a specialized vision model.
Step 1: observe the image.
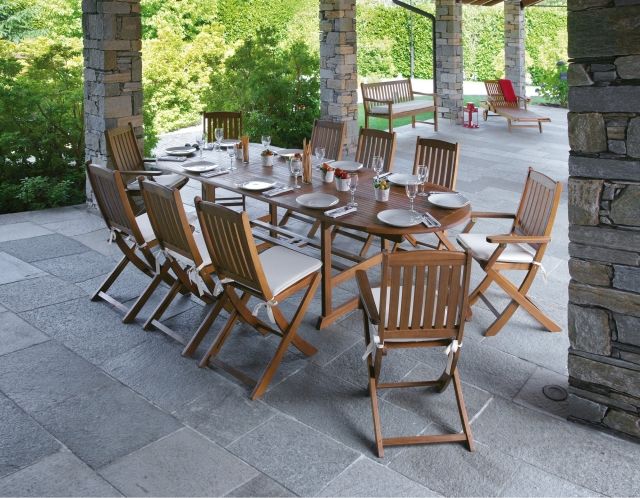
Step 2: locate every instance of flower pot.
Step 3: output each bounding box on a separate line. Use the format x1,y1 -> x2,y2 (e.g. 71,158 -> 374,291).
335,178 -> 350,192
322,170 -> 335,183
374,188 -> 390,202
262,155 -> 274,167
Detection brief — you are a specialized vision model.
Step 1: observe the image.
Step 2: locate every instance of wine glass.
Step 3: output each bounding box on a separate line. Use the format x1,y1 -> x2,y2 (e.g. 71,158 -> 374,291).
290,159 -> 302,189
214,128 -> 224,152
261,135 -> 271,150
405,182 -> 420,221
196,133 -> 205,158
372,156 -> 383,179
315,147 -> 326,165
227,146 -> 236,171
416,165 -> 429,196
348,174 -> 358,208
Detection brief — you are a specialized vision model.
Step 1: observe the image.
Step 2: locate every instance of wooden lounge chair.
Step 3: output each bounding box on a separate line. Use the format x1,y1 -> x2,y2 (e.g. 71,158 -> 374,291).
105,124 -> 188,212
356,250 -> 475,457
193,198 -> 322,399
201,111 -> 245,209
457,167 -> 562,336
85,163 -> 168,323
482,79 -> 550,133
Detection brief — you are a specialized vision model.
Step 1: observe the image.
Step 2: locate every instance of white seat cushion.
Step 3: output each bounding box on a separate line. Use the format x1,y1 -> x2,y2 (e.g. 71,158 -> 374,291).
134,213 -> 156,243
370,99 -> 434,115
127,173 -> 185,191
457,233 -> 534,264
259,246 -> 321,296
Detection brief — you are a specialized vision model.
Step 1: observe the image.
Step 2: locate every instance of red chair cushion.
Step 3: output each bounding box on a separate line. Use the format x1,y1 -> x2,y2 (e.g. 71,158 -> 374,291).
499,79 -> 517,103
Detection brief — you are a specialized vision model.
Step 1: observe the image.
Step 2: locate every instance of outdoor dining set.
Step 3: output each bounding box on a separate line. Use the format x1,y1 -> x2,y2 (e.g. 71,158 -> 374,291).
88,111 -> 562,458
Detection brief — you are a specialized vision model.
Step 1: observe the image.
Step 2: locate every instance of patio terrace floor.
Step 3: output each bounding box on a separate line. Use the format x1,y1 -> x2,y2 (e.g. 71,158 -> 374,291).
1,106 -> 639,497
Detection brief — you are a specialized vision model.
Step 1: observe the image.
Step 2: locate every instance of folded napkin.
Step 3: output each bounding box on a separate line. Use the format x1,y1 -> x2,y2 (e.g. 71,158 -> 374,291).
422,212 -> 441,228
158,156 -> 188,162
200,170 -> 229,178
263,186 -> 293,197
325,206 -> 357,218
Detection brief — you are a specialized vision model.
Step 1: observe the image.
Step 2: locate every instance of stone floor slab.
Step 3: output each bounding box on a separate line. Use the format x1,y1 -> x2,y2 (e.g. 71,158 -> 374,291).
318,457 -> 438,497
0,251 -> 47,285
0,233 -> 88,263
225,473 -> 295,497
0,393 -> 60,479
100,428 -> 257,497
228,415 -> 359,496
0,275 -> 86,312
33,250 -> 116,284
72,228 -> 122,260
0,451 -> 121,497
32,382 -> 181,469
0,222 -> 52,242
513,366 -> 569,419
75,264 -> 158,303
0,311 -> 48,356
498,461 -> 602,497
42,214 -> 106,237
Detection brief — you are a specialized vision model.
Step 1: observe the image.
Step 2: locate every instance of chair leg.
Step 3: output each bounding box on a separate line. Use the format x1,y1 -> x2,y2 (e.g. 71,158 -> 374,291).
122,264 -> 164,323
279,209 -> 293,227
307,220 -> 321,239
91,255 -> 129,301
143,278 -> 181,331
411,115 -> 416,128
198,309 -> 239,368
182,295 -> 226,357
434,109 -> 439,132
452,370 -> 475,452
359,234 -> 376,258
369,375 -> 384,458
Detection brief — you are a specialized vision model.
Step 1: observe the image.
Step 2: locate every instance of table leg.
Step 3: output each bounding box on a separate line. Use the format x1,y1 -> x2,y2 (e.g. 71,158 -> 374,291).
269,204 -> 278,239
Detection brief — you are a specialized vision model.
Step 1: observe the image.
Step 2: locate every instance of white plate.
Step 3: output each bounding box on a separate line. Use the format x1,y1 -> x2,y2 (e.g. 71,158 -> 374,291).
428,192 -> 470,209
388,173 -> 419,186
165,146 -> 197,156
240,179 -> 277,191
332,160 -> 363,172
296,193 -> 339,209
277,149 -> 303,158
182,161 -> 218,173
377,209 -> 422,228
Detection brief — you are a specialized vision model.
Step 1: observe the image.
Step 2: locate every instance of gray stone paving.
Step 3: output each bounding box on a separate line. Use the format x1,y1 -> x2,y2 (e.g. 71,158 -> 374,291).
1,109 -> 638,497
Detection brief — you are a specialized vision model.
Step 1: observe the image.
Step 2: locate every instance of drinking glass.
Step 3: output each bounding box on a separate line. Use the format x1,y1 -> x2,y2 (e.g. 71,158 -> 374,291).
196,133 -> 205,158
227,147 -> 236,171
290,159 -> 302,189
261,135 -> 271,150
315,147 -> 326,165
405,182 -> 420,220
214,128 -> 224,152
372,156 -> 384,179
348,174 -> 358,208
416,165 -> 429,196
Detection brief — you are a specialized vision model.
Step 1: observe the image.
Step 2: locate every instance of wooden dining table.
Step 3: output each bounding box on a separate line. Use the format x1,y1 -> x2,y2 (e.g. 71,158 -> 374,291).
158,143 -> 471,329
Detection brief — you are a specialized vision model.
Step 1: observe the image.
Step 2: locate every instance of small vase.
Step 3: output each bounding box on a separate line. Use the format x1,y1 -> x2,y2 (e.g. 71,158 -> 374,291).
374,188 -> 390,202
336,178 -> 350,192
322,170 -> 335,183
262,155 -> 274,167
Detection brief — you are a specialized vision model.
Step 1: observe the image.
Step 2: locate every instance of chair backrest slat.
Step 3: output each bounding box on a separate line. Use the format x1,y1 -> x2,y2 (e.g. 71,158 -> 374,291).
86,163 -> 144,243
412,138 -> 459,190
203,111 -> 243,142
105,124 -> 143,173
378,251 -> 471,343
513,168 -> 563,249
310,120 -> 346,161
355,128 -> 397,172
484,80 -> 518,108
139,180 -> 203,265
361,79 -> 413,104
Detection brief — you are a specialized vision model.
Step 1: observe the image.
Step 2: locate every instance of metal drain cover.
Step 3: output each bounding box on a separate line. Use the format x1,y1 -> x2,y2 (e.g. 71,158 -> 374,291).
542,384 -> 568,401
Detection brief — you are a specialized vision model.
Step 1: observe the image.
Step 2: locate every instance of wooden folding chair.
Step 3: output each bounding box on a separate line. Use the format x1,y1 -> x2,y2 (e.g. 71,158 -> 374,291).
105,124 -> 188,212
86,163 -> 170,323
457,167 -> 562,336
404,138 -> 460,251
193,198 -> 322,399
201,111 -> 245,209
356,250 -> 474,458
482,80 -> 550,133
137,179 -> 227,345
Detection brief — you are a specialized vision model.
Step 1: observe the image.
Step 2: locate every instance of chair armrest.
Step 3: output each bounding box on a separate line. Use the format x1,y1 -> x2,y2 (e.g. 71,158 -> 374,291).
412,91 -> 435,97
486,234 -> 550,244
119,170 -> 164,177
143,158 -> 156,163
471,211 -> 516,219
355,270 -> 380,326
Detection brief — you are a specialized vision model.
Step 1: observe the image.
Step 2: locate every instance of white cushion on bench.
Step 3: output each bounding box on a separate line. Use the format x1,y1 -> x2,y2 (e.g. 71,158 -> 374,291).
370,99 -> 434,115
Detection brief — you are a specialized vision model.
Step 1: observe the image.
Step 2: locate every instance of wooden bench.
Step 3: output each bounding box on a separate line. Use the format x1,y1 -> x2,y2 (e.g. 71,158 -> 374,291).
361,79 -> 438,133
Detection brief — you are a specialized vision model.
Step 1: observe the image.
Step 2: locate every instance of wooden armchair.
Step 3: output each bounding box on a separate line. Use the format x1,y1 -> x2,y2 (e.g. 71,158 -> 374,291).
357,250 -> 474,457
310,119 -> 346,162
457,167 -> 562,336
193,199 -> 322,399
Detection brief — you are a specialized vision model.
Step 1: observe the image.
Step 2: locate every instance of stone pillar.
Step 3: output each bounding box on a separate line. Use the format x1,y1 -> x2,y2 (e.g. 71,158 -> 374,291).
435,0 -> 463,122
567,0 -> 640,441
504,0 -> 526,98
83,0 -> 143,197
320,0 -> 358,151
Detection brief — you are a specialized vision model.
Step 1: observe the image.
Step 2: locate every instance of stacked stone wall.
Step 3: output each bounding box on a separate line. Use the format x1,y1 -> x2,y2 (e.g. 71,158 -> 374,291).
567,0 -> 640,440
504,0 -> 526,98
435,0 -> 463,122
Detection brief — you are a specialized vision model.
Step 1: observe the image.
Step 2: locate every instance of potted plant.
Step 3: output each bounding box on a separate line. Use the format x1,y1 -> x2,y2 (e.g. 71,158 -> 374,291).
261,149 -> 274,166
373,177 -> 390,201
335,168 -> 350,192
320,163 -> 335,183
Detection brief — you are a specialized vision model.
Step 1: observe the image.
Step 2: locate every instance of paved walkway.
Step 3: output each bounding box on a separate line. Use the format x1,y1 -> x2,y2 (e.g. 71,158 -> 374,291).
1,107 -> 639,497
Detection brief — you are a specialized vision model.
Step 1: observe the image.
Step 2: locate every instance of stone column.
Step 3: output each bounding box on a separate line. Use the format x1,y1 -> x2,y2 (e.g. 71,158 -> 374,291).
567,0 -> 640,441
504,0 -> 526,98
83,0 -> 143,197
435,0 -> 463,122
320,0 -> 358,151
